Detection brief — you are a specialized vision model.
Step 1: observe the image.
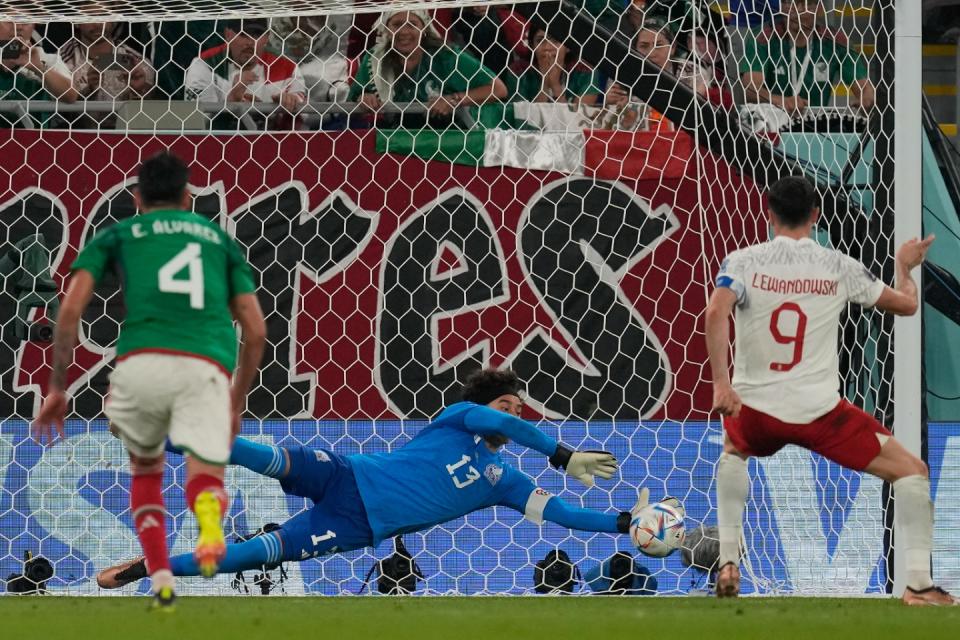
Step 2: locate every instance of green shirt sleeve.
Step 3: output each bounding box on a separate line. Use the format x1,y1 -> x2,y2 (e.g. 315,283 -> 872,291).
839,44 -> 868,85
348,52 -> 375,101
740,30 -> 766,75
225,234 -> 256,298
444,47 -> 496,93
71,225 -> 118,283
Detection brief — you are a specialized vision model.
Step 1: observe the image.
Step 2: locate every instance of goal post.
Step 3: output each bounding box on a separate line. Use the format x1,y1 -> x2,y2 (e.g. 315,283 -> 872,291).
0,0 -> 942,596
892,0 -> 923,598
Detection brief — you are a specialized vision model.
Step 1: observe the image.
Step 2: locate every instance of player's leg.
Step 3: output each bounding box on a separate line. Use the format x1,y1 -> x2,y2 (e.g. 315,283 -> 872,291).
184,457 -> 229,577
863,437 -> 956,605
166,496 -> 363,577
99,462 -> 375,586
716,432 -> 749,598
170,529 -> 286,576
99,527 -> 285,586
169,437 -> 342,503
715,404 -> 791,598
100,504 -> 356,586
127,452 -> 175,607
166,436 -> 291,480
809,401 -> 955,606
169,358 -> 233,578
104,355 -> 178,609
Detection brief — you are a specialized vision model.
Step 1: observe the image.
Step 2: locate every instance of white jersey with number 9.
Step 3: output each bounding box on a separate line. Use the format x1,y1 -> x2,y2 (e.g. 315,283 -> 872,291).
715,236 -> 886,423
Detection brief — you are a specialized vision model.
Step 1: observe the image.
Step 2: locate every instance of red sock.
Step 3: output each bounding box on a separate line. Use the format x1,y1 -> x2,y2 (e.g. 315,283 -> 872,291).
185,474 -> 228,516
131,472 -> 170,574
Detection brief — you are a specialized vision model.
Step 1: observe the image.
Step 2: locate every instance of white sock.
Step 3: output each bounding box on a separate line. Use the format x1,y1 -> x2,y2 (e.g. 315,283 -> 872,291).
717,452 -> 749,566
151,569 -> 175,593
893,474 -> 934,591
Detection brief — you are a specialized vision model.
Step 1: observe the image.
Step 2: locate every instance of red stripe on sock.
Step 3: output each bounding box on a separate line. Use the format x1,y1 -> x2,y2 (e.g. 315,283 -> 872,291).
186,474 -> 228,515
131,472 -> 170,574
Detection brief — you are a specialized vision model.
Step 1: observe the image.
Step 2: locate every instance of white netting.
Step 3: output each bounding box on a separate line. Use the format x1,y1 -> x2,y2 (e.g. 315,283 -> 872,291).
0,1 -> 939,596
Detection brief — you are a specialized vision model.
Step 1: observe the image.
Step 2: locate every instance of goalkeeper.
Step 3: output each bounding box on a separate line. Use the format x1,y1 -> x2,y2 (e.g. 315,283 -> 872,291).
98,368 -> 645,587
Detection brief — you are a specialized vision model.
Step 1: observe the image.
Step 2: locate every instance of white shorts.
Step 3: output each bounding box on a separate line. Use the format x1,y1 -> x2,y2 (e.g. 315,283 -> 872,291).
105,352 -> 231,464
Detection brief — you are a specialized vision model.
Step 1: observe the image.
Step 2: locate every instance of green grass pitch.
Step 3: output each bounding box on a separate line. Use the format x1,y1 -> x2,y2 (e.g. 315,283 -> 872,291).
3,596 -> 958,640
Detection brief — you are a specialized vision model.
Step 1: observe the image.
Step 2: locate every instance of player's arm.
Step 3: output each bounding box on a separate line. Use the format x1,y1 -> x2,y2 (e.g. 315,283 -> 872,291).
705,286 -> 741,417
498,470 -> 648,534
461,404 -> 617,487
33,270 -> 97,442
541,496 -> 625,533
229,293 -> 266,435
872,235 -> 934,316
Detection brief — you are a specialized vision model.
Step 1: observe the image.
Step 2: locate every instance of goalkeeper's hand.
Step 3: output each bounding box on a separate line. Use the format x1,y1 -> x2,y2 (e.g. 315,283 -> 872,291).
614,487 -> 651,534
630,487 -> 651,519
549,444 -> 618,488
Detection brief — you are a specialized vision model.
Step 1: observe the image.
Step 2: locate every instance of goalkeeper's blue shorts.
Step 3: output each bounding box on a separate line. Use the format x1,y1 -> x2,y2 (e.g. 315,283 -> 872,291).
275,445 -> 374,561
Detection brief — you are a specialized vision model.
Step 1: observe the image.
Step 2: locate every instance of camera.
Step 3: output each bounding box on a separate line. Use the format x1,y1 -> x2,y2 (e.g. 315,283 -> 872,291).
533,549 -> 580,594
5,551 -> 54,594
0,39 -> 24,60
359,536 -> 424,595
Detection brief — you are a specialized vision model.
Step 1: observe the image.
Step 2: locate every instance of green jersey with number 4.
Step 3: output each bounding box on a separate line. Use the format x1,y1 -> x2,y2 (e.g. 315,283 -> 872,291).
71,209 -> 256,373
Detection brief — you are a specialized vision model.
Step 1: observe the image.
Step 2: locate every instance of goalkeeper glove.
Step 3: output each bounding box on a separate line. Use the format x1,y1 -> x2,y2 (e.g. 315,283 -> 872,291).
549,444 -> 618,488
616,487 -> 650,533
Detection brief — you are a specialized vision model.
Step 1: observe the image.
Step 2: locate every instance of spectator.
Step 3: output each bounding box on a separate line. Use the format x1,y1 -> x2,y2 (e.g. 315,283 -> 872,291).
269,16 -> 352,102
41,0 -> 152,58
512,20 -> 601,107
449,6 -> 529,78
348,10 -> 507,127
605,17 -> 710,129
185,18 -> 306,128
618,0 -> 686,39
153,20 -> 221,99
0,21 -> 77,127
59,21 -> 156,101
740,0 -> 874,114
6,22 -> 77,101
685,25 -> 734,110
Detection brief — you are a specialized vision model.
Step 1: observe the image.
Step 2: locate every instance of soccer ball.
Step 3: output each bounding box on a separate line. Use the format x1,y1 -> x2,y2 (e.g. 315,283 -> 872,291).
630,498 -> 686,558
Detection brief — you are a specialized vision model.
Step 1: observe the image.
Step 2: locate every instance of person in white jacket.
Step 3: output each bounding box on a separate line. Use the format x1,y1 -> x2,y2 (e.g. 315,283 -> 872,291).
184,18 -> 305,127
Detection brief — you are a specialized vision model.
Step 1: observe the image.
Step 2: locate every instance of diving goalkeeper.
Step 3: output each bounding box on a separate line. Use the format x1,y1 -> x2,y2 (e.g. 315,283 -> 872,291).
98,369 -> 649,587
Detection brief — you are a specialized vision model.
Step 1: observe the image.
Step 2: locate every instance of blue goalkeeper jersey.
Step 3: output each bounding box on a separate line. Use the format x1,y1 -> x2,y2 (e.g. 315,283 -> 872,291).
349,402 -> 560,544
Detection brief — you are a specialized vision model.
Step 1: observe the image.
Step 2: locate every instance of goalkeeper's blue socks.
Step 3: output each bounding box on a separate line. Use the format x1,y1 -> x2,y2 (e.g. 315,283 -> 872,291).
166,438 -> 287,479
169,533 -> 283,577
230,438 -> 287,479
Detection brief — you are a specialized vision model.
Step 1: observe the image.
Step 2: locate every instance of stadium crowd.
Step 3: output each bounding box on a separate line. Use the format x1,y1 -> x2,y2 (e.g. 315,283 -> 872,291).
0,0 -> 873,131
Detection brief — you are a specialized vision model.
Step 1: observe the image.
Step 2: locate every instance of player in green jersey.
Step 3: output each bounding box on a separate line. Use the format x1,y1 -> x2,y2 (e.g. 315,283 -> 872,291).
33,152 -> 266,610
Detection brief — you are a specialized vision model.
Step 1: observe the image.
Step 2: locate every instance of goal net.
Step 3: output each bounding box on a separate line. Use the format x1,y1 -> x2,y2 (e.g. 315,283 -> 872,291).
0,0 -> 940,596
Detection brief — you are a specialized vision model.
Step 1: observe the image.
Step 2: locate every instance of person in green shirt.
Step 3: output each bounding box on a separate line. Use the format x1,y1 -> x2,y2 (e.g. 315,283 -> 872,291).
511,19 -> 602,107
0,21 -> 77,127
740,0 -> 874,114
349,10 -> 507,127
34,152 -> 267,610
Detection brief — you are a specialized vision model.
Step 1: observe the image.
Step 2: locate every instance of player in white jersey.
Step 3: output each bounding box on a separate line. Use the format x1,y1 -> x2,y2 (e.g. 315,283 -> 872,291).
705,176 -> 954,606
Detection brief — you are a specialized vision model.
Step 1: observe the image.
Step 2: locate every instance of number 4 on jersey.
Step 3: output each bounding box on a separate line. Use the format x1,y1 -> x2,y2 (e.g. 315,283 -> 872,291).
158,242 -> 205,309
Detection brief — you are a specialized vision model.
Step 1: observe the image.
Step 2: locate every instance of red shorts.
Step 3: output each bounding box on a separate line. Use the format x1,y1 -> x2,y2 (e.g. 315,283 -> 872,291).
723,400 -> 892,471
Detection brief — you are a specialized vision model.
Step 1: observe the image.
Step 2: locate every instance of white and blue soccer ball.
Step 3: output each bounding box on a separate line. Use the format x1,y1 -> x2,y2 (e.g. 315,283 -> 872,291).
630,498 -> 686,558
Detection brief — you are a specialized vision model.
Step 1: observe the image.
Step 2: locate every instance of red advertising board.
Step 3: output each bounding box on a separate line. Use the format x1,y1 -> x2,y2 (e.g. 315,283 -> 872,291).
0,129 -> 765,420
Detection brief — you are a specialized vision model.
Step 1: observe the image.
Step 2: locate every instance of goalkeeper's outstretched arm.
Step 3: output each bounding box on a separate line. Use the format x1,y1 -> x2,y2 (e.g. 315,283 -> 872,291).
460,404 -> 618,487
499,473 -> 650,535
498,487 -> 631,535
541,496 -> 631,534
